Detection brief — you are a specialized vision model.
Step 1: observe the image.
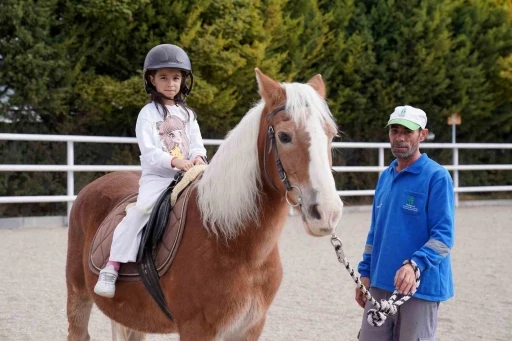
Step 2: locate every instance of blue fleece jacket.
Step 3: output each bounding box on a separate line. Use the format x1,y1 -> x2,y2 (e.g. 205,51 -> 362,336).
358,153 -> 454,302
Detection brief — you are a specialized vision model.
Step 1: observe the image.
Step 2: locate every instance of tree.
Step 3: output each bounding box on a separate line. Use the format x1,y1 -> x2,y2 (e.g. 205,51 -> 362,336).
450,0 -> 512,142
0,0 -> 71,129
2,0 -> 512,216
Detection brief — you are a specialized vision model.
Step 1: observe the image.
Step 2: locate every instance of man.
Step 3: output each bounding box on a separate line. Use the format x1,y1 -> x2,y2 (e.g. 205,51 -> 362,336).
356,105 -> 454,340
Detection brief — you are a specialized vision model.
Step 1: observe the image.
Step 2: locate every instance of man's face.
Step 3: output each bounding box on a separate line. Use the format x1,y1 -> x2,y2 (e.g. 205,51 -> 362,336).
389,124 -> 426,159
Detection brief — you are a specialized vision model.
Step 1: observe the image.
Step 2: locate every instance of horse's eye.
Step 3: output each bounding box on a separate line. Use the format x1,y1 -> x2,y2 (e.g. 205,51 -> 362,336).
278,132 -> 292,144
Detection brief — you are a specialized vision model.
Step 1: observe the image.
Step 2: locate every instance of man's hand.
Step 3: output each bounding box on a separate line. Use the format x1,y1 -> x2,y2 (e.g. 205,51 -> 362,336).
394,263 -> 417,295
355,277 -> 370,308
172,158 -> 194,171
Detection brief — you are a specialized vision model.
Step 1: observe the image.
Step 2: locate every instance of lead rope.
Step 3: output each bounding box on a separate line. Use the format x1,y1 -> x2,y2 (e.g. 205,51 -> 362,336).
330,235 -> 421,327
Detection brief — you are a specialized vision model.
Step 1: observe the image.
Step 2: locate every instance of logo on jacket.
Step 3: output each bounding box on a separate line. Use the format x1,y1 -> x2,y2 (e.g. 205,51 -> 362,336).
403,195 -> 418,212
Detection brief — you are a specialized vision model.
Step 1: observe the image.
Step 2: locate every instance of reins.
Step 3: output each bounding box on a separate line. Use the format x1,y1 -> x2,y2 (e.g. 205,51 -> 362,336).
330,235 -> 421,327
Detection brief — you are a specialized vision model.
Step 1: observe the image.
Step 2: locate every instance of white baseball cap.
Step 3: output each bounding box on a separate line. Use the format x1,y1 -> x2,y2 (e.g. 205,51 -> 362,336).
386,105 -> 427,130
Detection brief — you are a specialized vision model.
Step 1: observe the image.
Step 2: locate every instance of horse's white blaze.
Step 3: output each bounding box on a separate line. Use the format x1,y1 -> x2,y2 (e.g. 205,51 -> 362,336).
306,114 -> 343,235
282,82 -> 343,235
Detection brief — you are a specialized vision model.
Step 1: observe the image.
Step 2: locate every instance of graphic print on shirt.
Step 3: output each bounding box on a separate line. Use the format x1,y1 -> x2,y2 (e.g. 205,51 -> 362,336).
156,116 -> 189,160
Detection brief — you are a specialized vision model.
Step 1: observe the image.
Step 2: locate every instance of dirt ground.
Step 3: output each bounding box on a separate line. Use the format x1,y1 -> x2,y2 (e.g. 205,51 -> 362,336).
0,206 -> 510,341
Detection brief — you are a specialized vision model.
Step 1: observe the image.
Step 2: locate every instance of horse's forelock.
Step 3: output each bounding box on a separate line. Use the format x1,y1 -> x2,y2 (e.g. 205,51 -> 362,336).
283,82 -> 337,134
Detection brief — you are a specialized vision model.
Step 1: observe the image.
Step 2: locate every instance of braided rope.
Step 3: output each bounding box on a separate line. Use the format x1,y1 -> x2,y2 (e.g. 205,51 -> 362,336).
331,236 -> 421,327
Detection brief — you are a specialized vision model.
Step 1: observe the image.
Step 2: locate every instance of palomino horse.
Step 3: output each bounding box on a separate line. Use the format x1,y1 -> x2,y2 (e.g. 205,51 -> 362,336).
66,69 -> 343,341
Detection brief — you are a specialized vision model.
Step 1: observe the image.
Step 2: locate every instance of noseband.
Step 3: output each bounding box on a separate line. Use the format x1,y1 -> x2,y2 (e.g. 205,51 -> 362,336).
263,105 -> 303,209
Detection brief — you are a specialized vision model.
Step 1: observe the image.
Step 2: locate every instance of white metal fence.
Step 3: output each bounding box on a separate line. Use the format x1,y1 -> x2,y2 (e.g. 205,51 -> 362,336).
1,133 -> 512,218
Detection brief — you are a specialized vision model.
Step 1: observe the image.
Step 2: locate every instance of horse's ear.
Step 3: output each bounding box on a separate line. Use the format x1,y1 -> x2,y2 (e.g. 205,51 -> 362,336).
307,74 -> 326,99
255,68 -> 285,105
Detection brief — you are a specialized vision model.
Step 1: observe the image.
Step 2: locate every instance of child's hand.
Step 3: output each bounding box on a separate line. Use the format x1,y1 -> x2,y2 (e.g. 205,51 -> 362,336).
193,156 -> 206,166
172,158 -> 194,171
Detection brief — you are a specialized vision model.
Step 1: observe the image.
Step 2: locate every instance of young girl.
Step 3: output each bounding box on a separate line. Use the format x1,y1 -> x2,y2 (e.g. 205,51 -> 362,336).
94,44 -> 207,298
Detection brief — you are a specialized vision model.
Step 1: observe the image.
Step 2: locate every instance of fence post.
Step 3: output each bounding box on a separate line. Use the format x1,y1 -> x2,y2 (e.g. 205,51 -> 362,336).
453,145 -> 459,207
378,147 -> 385,177
67,141 -> 74,226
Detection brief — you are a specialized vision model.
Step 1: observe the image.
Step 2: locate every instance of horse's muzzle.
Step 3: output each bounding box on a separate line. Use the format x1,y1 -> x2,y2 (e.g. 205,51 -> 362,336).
302,200 -> 343,236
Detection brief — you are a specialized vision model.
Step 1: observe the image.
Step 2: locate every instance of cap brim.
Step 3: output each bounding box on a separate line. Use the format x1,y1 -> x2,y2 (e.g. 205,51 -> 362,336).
385,118 -> 421,130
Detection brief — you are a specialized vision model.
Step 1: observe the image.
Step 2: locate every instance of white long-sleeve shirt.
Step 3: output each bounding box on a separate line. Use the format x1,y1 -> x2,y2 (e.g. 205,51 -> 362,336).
109,102 -> 207,262
135,102 -> 207,179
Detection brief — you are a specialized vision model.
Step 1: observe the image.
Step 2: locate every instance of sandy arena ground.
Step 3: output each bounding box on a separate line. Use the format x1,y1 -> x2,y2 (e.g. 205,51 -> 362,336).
0,206 -> 510,341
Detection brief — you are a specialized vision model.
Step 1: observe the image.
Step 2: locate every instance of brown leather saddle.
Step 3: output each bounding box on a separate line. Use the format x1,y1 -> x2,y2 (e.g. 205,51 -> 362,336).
88,183 -> 194,281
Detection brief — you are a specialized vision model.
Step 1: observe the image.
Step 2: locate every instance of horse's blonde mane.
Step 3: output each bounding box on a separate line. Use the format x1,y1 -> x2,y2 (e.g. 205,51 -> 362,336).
197,82 -> 337,239
197,102 -> 264,239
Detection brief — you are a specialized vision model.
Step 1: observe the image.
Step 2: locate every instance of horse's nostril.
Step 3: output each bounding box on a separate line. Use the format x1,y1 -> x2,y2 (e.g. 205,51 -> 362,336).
308,204 -> 322,220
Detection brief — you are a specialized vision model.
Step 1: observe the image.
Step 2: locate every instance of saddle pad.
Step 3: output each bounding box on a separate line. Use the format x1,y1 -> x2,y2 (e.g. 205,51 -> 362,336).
88,183 -> 194,281
171,164 -> 207,206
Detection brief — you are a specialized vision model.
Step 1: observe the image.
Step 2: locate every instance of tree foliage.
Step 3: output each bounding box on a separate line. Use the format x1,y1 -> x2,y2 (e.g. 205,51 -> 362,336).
1,0 -> 511,215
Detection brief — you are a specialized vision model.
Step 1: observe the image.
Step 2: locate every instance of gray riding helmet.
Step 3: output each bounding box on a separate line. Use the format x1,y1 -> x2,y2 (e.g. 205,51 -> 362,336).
143,44 -> 194,98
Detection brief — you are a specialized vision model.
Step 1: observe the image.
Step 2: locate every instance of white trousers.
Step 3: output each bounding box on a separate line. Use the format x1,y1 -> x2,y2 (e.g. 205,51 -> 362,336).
109,174 -> 175,263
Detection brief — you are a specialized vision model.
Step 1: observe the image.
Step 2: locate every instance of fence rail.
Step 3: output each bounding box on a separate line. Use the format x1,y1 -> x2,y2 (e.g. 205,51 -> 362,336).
1,134 -> 512,219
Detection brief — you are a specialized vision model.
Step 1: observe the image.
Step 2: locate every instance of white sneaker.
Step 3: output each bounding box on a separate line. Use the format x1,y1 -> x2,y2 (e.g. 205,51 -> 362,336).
94,265 -> 118,298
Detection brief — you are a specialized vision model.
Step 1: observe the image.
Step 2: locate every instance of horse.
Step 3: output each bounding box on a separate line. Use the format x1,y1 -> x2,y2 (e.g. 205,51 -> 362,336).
66,69 -> 344,341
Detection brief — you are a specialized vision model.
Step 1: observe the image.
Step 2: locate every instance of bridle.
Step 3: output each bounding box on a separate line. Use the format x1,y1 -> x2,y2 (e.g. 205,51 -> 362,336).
263,105 -> 303,210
